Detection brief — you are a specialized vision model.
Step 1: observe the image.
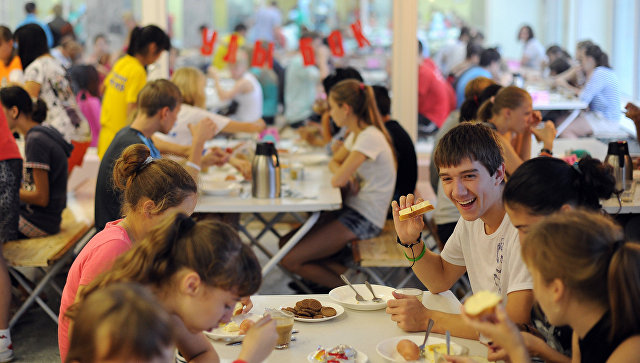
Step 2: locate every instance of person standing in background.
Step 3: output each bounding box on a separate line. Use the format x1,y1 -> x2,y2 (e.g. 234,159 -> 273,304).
16,2 -> 54,49
251,1 -> 282,45
98,25 -> 170,158
47,4 -> 74,48
434,26 -> 472,77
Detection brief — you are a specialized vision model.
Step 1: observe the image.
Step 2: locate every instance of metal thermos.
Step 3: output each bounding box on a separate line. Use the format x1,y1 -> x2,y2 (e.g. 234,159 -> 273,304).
251,142 -> 281,198
604,141 -> 633,192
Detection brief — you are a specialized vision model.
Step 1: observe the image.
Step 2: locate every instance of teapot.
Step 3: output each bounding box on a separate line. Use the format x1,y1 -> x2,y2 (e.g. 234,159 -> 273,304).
604,141 -> 633,192
251,142 -> 281,198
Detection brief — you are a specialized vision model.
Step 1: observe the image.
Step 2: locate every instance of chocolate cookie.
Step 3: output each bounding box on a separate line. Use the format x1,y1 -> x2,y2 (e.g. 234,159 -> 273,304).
295,300 -> 307,309
321,307 -> 337,317
307,299 -> 322,311
313,314 -> 324,319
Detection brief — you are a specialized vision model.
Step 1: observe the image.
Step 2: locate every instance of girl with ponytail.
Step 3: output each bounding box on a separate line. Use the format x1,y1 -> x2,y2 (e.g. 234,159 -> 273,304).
455,210 -> 640,362
476,85 -> 557,174
98,25 -> 171,157
280,79 -> 397,290
58,144 -> 198,362
73,213 -> 277,363
555,44 -> 621,137
452,156 -> 617,362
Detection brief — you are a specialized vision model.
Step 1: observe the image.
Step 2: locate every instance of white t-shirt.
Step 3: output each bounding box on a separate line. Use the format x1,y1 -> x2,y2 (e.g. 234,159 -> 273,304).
343,126 -> 396,229
229,72 -> 263,122
441,213 -> 533,298
155,104 -> 231,146
522,38 -> 546,69
24,56 -> 90,143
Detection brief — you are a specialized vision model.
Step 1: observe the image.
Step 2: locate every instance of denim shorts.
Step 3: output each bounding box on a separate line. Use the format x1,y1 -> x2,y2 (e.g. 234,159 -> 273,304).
337,206 -> 382,240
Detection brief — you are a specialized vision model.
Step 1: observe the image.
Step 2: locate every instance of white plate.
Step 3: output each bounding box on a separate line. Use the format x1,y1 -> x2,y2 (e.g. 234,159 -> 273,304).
291,153 -> 329,165
307,348 -> 369,362
203,314 -> 260,342
288,301 -> 345,322
200,181 -> 242,196
376,335 -> 468,362
329,284 -> 394,310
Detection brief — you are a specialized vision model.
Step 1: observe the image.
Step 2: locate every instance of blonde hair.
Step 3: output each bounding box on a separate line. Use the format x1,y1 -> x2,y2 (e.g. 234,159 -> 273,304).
522,210 -> 640,342
477,86 -> 531,122
171,67 -> 206,108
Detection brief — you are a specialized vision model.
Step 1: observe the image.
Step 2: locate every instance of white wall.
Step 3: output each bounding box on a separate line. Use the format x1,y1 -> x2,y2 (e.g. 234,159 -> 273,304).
484,0 -> 543,60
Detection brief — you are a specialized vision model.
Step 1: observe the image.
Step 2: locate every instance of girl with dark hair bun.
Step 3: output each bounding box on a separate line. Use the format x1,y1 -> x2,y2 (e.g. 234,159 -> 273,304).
474,156 -> 616,362
58,143 -> 198,362
0,85 -> 72,237
14,23 -> 91,172
98,25 -> 171,158
458,210 -> 640,363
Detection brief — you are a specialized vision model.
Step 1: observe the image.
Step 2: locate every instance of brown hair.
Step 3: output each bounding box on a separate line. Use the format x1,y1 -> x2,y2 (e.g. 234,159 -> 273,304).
477,86 -> 531,122
522,210 -> 640,342
74,213 -> 262,308
433,122 -> 503,176
113,144 -> 197,215
65,282 -> 173,363
137,79 -> 182,117
464,77 -> 495,101
171,67 -> 206,108
0,25 -> 12,42
329,79 -> 395,156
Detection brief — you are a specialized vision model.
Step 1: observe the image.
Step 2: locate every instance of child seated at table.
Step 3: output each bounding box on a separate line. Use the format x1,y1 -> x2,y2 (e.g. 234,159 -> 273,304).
71,213 -> 278,363
0,85 -> 73,237
58,143 -> 198,362
453,210 -> 640,363
388,122 -> 533,339
477,86 -> 557,174
152,66 -> 266,179
65,282 -> 174,363
280,79 -> 396,291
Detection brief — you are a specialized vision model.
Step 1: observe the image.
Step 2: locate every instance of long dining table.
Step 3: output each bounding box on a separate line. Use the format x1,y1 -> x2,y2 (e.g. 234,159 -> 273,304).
210,292 -> 489,363
195,159 -> 342,278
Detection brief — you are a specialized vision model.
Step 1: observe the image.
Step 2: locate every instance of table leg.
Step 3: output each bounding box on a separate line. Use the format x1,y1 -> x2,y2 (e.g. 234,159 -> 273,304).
261,211 -> 320,276
555,109 -> 581,137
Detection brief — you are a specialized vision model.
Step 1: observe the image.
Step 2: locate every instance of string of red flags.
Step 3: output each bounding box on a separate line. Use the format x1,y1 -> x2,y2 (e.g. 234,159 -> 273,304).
200,21 -> 370,68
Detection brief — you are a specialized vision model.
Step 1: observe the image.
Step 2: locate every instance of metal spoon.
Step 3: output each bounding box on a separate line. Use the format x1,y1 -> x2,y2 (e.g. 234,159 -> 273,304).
340,274 -> 365,302
446,330 -> 451,355
418,319 -> 435,357
364,281 -> 382,303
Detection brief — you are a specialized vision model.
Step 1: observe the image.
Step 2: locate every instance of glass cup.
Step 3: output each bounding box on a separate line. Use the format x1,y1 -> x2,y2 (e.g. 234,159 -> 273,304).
265,309 -> 294,349
394,288 -> 424,302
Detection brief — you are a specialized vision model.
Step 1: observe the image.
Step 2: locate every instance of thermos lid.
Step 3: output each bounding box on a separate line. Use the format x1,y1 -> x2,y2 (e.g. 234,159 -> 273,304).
255,142 -> 276,156
607,141 -> 629,156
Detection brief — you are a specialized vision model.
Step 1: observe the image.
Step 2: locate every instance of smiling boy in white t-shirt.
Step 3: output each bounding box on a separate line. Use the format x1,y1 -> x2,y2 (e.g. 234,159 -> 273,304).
386,122 -> 533,339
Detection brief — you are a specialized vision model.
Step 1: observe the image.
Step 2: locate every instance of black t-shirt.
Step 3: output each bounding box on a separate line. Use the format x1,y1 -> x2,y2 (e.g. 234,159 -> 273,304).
385,120 -> 418,203
578,311 -> 624,363
20,126 -> 73,234
95,126 -> 145,231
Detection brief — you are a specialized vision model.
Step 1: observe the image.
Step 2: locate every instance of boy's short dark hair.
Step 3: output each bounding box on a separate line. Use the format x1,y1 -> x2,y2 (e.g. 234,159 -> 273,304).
479,48 -> 501,67
25,2 -> 36,13
433,122 -> 503,176
137,79 -> 182,117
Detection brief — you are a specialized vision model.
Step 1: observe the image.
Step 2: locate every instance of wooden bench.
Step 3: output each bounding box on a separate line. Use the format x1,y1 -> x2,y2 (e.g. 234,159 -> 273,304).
2,179 -> 95,328
352,218 -> 441,287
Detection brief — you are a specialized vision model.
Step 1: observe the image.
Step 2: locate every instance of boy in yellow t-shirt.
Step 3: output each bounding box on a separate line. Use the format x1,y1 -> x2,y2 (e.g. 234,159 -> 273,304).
97,25 -> 170,158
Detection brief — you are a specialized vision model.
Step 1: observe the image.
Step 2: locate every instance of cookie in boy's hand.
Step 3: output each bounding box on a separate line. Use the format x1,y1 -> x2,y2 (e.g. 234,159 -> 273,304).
398,200 -> 434,221
464,290 -> 502,318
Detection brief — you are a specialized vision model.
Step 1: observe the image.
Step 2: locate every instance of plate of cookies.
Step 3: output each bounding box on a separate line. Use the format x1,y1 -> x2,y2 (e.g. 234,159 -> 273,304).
281,298 -> 344,322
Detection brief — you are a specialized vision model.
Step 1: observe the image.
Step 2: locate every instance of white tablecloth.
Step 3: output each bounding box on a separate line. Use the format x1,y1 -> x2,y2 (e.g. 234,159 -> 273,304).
211,293 -> 488,363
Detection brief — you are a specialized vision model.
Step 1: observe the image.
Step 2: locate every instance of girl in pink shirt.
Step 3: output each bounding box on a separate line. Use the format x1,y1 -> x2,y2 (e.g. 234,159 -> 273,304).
58,143 -> 198,362
68,213 -> 279,363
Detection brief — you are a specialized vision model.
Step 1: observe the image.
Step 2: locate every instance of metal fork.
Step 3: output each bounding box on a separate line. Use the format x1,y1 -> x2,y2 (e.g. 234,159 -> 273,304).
418,319 -> 435,357
364,281 -> 382,303
340,274 -> 365,302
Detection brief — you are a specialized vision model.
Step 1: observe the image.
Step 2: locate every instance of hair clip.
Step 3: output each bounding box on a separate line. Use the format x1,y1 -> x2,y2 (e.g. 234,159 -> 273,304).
572,162 -> 582,174
143,156 -> 154,165
359,83 -> 365,91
